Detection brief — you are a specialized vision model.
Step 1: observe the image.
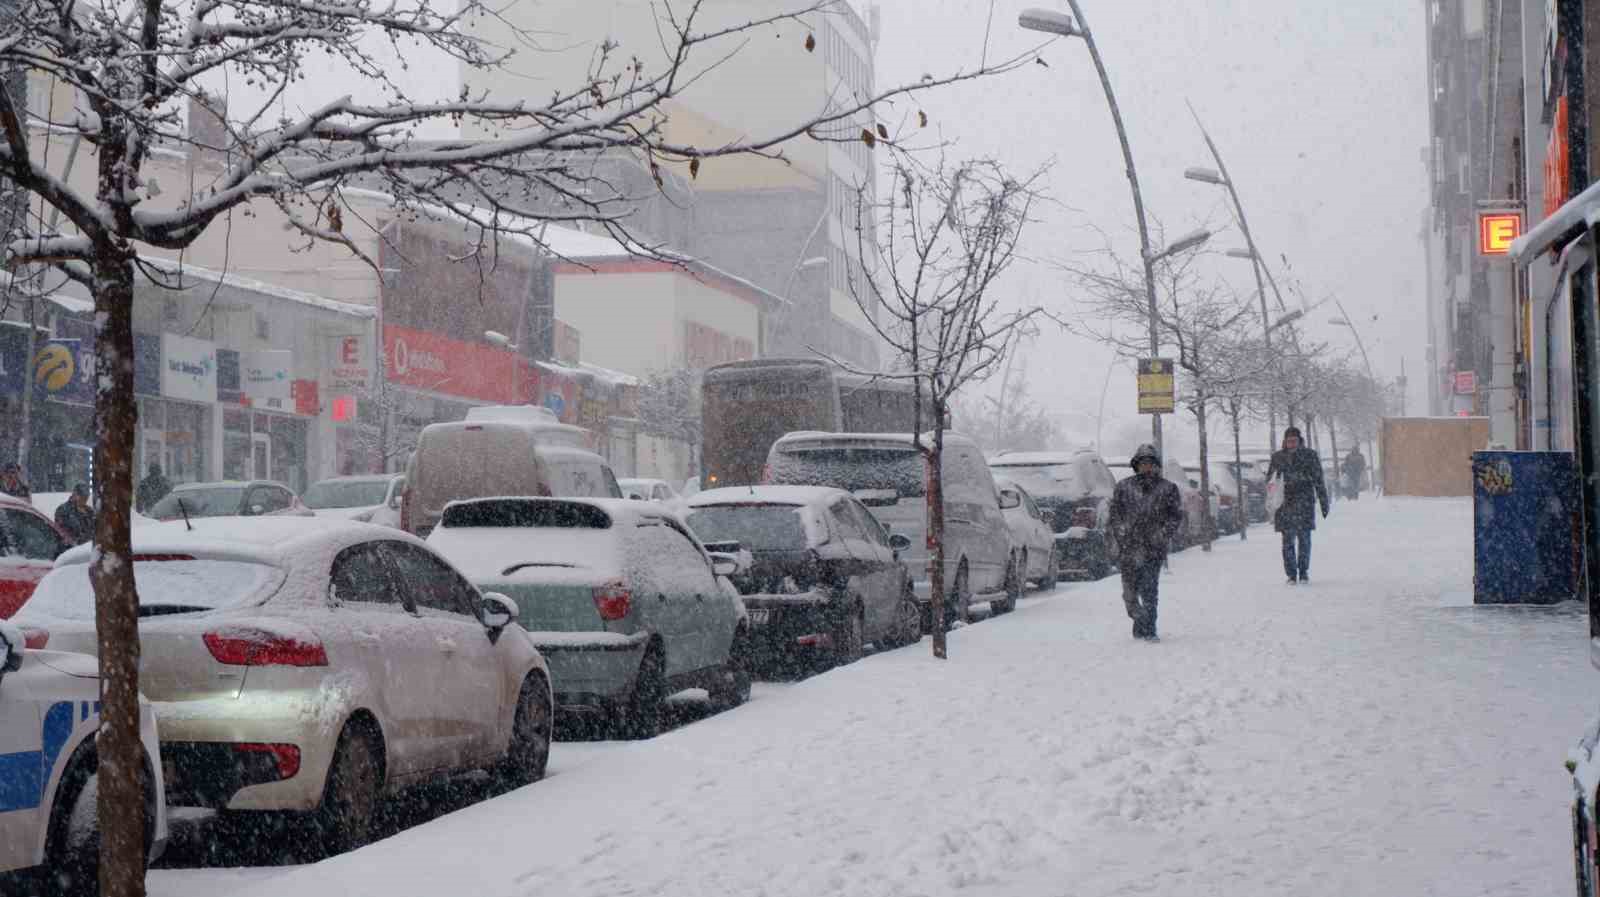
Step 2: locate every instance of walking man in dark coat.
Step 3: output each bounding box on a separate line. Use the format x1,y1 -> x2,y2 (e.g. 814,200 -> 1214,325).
1342,446 -> 1366,500
54,483 -> 95,545
1108,443 -> 1186,641
136,462 -> 172,514
1267,426 -> 1330,584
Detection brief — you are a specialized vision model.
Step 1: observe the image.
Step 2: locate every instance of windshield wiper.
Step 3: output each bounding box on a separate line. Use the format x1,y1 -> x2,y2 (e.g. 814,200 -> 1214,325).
138,604 -> 211,617
501,562 -> 578,576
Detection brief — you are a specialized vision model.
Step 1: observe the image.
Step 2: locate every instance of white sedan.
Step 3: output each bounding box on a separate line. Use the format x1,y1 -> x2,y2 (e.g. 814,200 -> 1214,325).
14,517 -> 552,856
0,621 -> 168,891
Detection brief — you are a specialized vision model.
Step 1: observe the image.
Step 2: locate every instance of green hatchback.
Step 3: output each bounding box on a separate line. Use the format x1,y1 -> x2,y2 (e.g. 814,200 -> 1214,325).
427,497 -> 750,738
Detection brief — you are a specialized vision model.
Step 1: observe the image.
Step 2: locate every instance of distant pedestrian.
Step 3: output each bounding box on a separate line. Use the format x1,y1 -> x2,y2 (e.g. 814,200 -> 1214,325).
1342,446 -> 1366,500
136,462 -> 172,514
1268,427 -> 1330,584
1107,443 -> 1185,641
54,483 -> 95,545
0,462 -> 31,503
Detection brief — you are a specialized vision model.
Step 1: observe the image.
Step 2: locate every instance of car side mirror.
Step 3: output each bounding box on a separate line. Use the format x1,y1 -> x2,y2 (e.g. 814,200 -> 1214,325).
388,494 -> 402,510
0,621 -> 24,677
888,533 -> 912,552
708,553 -> 740,578
481,592 -> 517,630
1041,509 -> 1057,527
249,504 -> 266,515
998,490 -> 1021,510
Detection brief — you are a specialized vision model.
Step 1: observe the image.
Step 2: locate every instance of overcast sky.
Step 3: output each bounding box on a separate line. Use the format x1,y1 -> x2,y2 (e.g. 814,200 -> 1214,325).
869,0 -> 1428,458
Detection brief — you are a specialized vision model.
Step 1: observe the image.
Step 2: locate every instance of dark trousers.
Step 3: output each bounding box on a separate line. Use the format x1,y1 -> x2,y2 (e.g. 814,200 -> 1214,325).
1120,558 -> 1162,637
1281,529 -> 1312,578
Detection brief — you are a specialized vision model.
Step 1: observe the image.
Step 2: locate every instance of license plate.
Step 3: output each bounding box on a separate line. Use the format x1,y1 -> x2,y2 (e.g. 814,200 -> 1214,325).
749,609 -> 771,625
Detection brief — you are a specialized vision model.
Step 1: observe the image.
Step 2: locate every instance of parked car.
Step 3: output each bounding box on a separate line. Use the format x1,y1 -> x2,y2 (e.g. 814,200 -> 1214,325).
1108,457 -> 1204,547
402,404 -> 622,537
0,621 -> 168,891
1221,455 -> 1269,523
302,474 -> 406,528
14,517 -> 552,855
145,479 -> 312,522
0,494 -> 72,618
764,431 -> 1011,626
990,449 -> 1116,581
685,485 -> 920,673
618,478 -> 680,504
1205,463 -> 1245,535
1181,464 -> 1225,539
427,497 -> 749,737
991,478 -> 1059,592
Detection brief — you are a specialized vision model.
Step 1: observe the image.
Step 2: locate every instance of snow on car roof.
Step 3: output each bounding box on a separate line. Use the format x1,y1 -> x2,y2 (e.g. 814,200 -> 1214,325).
771,430 -> 979,449
441,496 -> 659,524
688,485 -> 850,508
991,450 -> 1094,466
313,474 -> 401,483
55,516 -> 414,568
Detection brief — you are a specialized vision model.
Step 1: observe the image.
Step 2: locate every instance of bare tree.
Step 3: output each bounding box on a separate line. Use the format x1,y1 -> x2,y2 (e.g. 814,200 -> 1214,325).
950,366 -> 1067,456
0,1 -> 1033,889
839,157 -> 1046,659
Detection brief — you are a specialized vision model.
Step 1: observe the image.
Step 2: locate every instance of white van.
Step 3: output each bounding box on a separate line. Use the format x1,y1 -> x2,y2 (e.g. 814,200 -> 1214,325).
401,405 -> 622,536
764,431 -> 1013,624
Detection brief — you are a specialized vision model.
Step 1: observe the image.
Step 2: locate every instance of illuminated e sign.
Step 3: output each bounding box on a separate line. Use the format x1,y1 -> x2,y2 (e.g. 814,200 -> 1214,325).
1478,212 -> 1522,255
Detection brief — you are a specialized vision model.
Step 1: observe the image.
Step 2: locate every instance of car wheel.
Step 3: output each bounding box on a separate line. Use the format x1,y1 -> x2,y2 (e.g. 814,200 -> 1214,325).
709,626 -> 753,711
496,674 -> 553,791
1039,544 -> 1059,590
830,602 -> 864,668
944,563 -> 972,628
893,585 -> 923,646
616,647 -> 665,740
314,723 -> 382,857
42,741 -> 99,897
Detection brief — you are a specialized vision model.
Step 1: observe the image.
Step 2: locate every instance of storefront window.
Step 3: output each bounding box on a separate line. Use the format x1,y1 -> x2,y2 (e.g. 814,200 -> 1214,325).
138,398 -> 210,485
223,407 -> 251,481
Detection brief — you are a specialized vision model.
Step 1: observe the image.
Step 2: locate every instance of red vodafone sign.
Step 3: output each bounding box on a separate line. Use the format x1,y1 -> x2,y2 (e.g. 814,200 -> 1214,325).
384,325 -> 529,404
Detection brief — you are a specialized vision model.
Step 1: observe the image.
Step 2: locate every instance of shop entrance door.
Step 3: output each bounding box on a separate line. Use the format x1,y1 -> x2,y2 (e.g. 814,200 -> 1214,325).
252,432 -> 271,480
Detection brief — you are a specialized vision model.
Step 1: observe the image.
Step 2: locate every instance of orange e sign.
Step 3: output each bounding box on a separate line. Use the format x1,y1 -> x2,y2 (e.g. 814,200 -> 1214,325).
1478,212 -> 1522,255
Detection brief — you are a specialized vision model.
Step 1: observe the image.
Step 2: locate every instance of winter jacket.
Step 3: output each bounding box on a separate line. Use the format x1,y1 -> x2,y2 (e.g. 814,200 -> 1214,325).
0,478 -> 30,503
1268,447 -> 1329,532
136,473 -> 172,514
1108,472 -> 1185,567
54,500 -> 95,545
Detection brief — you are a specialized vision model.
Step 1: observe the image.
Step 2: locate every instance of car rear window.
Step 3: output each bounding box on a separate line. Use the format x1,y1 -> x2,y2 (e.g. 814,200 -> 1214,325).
686,506 -> 807,551
23,558 -> 286,620
441,499 -> 612,530
148,487 -> 243,518
988,463 -> 1088,497
302,480 -> 390,509
768,446 -> 926,497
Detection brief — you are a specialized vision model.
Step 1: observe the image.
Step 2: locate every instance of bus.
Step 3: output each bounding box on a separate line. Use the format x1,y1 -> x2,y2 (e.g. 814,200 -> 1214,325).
700,358 -> 923,488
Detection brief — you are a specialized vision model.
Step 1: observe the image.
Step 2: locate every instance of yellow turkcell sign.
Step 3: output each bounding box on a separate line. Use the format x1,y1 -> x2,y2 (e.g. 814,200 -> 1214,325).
32,344 -> 75,392
1137,358 -> 1175,414
1478,212 -> 1522,255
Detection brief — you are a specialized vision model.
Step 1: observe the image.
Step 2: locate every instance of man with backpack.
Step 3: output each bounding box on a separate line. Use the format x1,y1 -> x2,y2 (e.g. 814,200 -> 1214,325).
1108,444 -> 1186,641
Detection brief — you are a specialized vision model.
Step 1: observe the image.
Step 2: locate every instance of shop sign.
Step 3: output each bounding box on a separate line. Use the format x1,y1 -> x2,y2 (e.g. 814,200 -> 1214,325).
292,379 -> 320,417
1545,96 -> 1571,217
134,333 -> 161,396
1477,211 -> 1522,255
217,349 -> 242,404
384,324 -> 525,405
0,328 -> 94,405
1454,370 -> 1477,395
1136,358 -> 1175,414
161,333 -> 218,403
327,335 -> 370,392
242,349 -> 293,408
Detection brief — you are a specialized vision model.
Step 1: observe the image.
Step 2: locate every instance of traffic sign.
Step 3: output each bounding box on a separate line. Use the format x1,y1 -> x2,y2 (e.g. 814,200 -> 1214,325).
1137,358 -> 1175,414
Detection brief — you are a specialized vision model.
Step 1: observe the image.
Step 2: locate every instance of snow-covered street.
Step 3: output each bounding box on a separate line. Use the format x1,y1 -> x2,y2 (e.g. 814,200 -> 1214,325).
148,496 -> 1596,897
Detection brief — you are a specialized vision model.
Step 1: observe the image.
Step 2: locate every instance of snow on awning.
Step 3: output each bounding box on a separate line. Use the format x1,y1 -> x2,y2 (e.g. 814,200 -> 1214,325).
0,271 -> 94,315
1510,179 -> 1600,262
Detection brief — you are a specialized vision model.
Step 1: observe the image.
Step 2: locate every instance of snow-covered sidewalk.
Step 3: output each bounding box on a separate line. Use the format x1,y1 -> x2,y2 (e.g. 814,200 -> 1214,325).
152,497 -> 1596,897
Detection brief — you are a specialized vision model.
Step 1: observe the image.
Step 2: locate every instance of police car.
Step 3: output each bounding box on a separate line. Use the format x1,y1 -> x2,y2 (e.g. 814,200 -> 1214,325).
0,621 -> 167,890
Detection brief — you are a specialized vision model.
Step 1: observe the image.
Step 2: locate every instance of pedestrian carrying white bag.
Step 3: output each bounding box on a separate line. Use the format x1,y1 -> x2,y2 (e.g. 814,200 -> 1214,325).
1264,473 -> 1285,519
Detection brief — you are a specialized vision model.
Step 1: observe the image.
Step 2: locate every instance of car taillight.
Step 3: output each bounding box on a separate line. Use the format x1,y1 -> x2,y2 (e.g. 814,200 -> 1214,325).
1072,507 -> 1097,529
1219,494 -> 1234,507
21,626 -> 48,650
593,582 -> 632,621
235,743 -> 301,779
204,630 -> 329,667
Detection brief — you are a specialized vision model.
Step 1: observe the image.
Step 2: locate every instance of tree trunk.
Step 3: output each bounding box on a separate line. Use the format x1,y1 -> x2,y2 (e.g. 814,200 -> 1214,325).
1231,401 -> 1246,541
1328,419 -> 1340,503
1194,398 -> 1213,551
91,248 -> 148,897
927,412 -> 948,660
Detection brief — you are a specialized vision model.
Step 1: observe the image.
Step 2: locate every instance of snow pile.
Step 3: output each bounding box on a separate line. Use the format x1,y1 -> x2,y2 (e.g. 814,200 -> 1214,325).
154,497 -> 1595,897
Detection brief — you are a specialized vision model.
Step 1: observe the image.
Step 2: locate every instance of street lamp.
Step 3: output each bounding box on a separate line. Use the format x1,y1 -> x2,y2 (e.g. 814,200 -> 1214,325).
1020,2 -> 1168,454
1224,248 -> 1255,260
1148,228 -> 1213,262
1183,166 -> 1225,186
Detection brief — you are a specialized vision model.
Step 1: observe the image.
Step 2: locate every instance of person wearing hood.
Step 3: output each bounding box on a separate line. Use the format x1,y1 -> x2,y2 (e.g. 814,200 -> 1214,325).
136,462 -> 172,514
1107,444 -> 1185,641
1267,426 -> 1330,584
